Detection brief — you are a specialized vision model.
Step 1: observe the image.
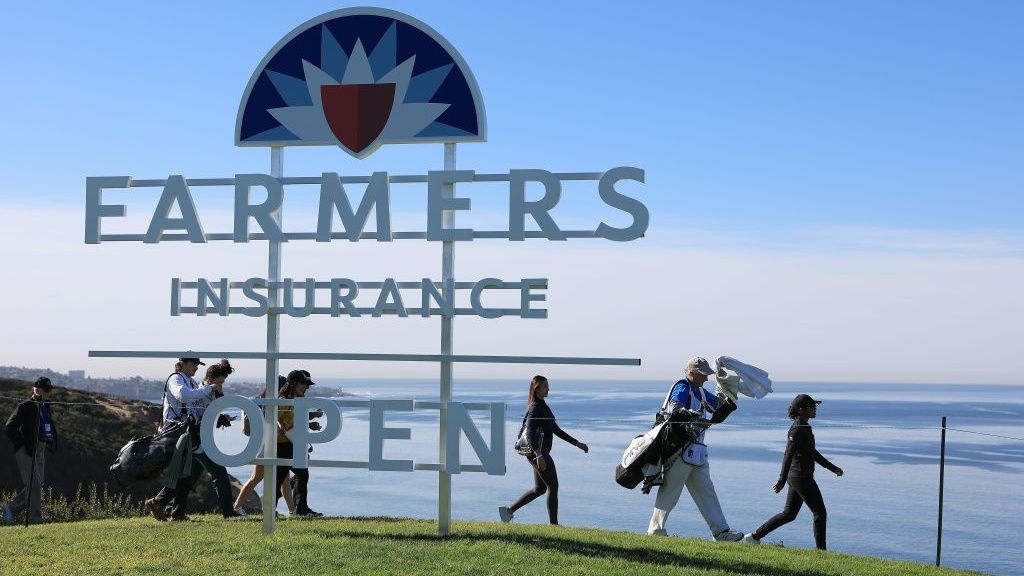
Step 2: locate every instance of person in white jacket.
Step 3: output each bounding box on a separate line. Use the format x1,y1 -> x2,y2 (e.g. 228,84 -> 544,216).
145,356 -> 219,521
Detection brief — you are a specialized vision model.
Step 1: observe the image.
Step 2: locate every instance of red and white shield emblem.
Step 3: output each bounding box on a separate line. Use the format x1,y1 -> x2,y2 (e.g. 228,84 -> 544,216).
320,83 -> 396,154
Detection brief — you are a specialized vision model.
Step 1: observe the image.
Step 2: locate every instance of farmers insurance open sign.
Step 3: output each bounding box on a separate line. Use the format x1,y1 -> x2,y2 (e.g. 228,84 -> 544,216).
85,8 -> 647,534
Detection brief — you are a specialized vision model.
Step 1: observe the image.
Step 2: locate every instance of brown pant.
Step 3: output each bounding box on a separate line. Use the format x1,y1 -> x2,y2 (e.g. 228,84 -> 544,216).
8,444 -> 46,522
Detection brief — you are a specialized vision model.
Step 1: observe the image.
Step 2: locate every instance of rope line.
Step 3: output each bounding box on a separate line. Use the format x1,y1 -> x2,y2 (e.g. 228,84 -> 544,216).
3,394 -> 1023,442
944,428 -> 1024,442
0,394 -> 156,408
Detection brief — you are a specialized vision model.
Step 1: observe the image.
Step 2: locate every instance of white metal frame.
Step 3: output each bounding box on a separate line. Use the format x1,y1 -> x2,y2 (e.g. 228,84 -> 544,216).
88,144 -> 641,535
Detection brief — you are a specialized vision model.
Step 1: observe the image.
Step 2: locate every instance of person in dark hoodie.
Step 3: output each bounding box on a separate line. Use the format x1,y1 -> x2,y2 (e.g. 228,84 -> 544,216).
743,394 -> 844,549
498,375 -> 589,525
3,377 -> 58,524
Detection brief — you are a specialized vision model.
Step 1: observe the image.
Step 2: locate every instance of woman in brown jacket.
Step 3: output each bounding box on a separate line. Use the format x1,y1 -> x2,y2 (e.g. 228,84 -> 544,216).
276,369 -> 323,517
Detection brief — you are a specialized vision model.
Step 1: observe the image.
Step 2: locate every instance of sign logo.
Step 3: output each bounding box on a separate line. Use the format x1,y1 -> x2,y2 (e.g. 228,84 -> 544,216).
236,8 -> 486,158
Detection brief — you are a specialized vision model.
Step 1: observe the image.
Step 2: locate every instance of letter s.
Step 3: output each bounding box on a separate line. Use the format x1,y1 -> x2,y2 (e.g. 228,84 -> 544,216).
596,167 -> 648,241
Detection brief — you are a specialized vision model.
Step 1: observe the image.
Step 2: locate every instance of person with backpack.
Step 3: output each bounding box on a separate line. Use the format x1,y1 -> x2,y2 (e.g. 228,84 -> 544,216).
2,377 -> 58,524
162,359 -> 242,519
144,356 -> 221,521
647,357 -> 745,541
743,394 -> 844,549
498,375 -> 589,525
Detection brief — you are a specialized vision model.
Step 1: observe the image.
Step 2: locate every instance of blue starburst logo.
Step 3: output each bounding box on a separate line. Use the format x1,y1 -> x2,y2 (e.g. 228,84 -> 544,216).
236,8 -> 486,158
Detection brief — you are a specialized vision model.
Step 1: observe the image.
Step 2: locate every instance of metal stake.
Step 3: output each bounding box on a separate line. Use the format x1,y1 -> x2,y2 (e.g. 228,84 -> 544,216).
936,415 -> 946,566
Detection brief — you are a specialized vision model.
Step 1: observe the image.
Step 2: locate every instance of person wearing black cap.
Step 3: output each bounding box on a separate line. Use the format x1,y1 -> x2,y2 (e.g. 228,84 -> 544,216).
163,359 -> 241,518
3,377 -> 58,524
743,394 -> 843,549
276,369 -> 324,517
144,356 -> 220,521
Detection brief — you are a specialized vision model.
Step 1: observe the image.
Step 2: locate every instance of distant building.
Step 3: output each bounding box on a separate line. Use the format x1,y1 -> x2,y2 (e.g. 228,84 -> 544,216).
69,370 -> 86,380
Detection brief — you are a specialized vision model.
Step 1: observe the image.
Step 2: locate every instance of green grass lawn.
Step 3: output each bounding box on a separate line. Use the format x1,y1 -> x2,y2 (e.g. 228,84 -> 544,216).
0,515 -> 981,576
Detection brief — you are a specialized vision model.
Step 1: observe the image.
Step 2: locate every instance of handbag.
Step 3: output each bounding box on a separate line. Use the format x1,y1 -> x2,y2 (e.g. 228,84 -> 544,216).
514,412 -> 543,456
514,414 -> 533,455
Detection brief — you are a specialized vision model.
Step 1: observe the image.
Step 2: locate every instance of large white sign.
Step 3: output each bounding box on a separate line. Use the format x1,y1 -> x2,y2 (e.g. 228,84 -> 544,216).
87,8 -> 647,535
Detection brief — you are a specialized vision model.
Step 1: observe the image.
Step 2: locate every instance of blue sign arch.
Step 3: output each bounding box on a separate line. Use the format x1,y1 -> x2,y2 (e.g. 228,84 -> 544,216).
236,8 -> 487,158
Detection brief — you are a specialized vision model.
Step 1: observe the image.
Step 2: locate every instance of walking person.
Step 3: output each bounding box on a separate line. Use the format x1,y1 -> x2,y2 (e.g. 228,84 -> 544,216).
232,384 -> 295,515
144,356 -> 219,521
275,370 -> 324,517
166,359 -> 242,518
499,375 -> 589,525
744,394 -> 843,549
3,377 -> 58,524
648,357 -> 745,541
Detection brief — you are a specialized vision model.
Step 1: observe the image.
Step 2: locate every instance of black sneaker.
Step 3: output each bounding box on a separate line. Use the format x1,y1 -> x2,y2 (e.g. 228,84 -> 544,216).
296,509 -> 323,517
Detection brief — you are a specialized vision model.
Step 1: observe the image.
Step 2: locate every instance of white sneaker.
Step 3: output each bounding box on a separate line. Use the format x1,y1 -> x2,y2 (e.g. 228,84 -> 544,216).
713,529 -> 744,542
648,528 -> 668,536
742,533 -> 760,544
498,506 -> 513,523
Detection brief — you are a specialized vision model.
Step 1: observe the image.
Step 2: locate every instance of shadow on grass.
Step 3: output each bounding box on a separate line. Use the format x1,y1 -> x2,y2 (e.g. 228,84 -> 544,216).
309,524 -> 829,576
338,516 -> 423,524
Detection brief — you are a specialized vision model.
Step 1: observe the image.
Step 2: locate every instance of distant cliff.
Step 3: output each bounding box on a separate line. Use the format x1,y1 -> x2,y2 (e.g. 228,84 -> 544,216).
0,377 -> 258,515
0,366 -> 348,402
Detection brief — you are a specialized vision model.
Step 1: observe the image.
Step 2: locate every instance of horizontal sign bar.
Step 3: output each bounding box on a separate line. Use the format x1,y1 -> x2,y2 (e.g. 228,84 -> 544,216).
176,307 -> 528,316
97,230 -> 605,242
179,281 -> 535,290
88,350 -> 641,366
247,459 -> 485,473
126,172 -> 605,188
237,399 -> 493,411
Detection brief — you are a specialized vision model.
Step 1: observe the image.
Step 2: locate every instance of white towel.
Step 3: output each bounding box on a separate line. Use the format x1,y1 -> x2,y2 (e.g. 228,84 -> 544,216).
714,372 -> 741,403
716,356 -> 773,399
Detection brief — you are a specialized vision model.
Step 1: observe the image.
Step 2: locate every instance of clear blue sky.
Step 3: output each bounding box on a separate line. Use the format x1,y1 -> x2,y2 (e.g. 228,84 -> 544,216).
3,2 -> 1021,230
1,2 -> 1022,384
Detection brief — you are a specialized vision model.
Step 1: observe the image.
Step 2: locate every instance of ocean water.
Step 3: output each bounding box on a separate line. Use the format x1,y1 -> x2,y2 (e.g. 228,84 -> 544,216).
210,380 -> 1024,576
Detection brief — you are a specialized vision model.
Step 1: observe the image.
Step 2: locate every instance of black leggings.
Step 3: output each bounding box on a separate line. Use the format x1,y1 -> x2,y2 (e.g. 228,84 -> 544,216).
508,453 -> 559,524
274,443 -> 311,513
752,475 -> 828,549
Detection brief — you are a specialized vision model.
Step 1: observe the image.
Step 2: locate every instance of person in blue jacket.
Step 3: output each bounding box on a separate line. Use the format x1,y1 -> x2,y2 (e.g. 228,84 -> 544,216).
744,394 -> 843,549
648,357 -> 745,541
499,375 -> 589,525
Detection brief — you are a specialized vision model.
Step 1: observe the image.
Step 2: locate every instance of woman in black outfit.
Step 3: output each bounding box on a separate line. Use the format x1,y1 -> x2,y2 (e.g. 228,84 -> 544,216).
499,375 -> 588,525
744,394 -> 843,549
